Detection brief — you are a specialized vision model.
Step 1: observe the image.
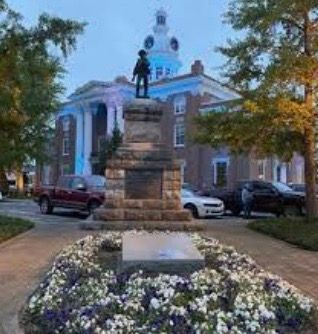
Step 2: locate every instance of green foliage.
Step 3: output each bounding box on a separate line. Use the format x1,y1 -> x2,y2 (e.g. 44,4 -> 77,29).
195,0 -> 318,158
194,0 -> 318,218
92,124 -> 123,175
194,100 -> 304,160
0,1 -> 85,170
0,215 -> 34,243
248,218 -> 318,251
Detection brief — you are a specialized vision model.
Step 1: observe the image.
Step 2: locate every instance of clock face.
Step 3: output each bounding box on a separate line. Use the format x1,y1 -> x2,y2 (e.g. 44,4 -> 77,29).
170,37 -> 179,51
144,35 -> 154,50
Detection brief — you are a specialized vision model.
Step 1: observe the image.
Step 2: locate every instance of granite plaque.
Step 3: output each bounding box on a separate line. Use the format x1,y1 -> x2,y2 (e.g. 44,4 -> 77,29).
121,232 -> 205,273
126,169 -> 162,200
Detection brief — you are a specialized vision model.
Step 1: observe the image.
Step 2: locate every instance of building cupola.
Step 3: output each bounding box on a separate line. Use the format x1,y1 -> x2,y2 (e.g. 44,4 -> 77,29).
143,8 -> 182,82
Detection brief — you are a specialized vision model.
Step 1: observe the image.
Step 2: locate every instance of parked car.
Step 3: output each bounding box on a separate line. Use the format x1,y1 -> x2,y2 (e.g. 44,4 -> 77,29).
181,189 -> 224,218
0,179 -> 9,200
34,175 -> 106,215
216,180 -> 305,217
288,183 -> 318,195
0,185 -> 8,201
182,183 -> 199,193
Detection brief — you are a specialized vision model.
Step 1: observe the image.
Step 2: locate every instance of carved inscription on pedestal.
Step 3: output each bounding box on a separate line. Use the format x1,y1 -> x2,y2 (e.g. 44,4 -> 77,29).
126,169 -> 162,199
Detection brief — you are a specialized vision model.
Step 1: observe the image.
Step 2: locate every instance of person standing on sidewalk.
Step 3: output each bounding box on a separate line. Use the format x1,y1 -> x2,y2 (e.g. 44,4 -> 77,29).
242,183 -> 254,219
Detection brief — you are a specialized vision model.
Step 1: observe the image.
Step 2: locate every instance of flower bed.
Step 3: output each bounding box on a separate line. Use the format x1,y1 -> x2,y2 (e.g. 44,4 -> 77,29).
21,232 -> 317,333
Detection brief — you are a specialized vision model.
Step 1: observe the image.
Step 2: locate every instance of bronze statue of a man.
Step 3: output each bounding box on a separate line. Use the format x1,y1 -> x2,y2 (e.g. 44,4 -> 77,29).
132,49 -> 151,98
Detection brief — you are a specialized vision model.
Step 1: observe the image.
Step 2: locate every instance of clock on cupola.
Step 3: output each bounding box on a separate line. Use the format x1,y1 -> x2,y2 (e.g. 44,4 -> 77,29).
144,35 -> 154,50
170,37 -> 179,51
143,8 -> 182,82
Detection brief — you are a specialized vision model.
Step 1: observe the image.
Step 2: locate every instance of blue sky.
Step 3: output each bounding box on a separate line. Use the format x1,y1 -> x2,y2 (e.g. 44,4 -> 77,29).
8,0 -> 232,97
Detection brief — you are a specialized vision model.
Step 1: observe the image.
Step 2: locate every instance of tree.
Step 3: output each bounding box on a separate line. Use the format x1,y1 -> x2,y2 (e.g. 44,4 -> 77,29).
0,0 -> 85,187
92,124 -> 123,175
195,0 -> 318,221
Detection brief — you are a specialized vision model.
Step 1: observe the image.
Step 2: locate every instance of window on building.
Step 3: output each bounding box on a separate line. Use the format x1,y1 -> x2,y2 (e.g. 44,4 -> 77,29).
174,122 -> 185,147
156,67 -> 163,80
61,165 -> 71,177
174,95 -> 186,114
157,15 -> 166,25
63,137 -> 70,156
257,160 -> 266,180
213,159 -> 228,187
62,117 -> 70,132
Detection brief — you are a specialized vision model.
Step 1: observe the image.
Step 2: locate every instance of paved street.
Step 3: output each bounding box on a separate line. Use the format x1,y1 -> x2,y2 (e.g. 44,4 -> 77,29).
0,200 -> 317,333
0,198 -> 89,223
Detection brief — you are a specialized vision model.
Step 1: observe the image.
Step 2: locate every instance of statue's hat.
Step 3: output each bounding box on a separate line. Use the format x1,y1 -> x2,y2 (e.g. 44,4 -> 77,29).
138,49 -> 147,56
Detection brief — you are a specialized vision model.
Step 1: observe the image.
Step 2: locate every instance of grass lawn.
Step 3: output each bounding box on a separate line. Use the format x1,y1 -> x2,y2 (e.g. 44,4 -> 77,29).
247,218 -> 318,251
0,215 -> 34,244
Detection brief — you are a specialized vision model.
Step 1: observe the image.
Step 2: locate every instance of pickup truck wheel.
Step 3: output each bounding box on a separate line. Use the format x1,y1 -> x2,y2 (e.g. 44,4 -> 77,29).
88,200 -> 101,215
184,204 -> 199,219
40,197 -> 53,215
284,205 -> 302,217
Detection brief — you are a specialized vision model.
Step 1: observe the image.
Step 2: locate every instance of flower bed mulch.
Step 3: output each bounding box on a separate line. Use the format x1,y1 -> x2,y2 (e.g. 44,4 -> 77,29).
21,232 -> 318,333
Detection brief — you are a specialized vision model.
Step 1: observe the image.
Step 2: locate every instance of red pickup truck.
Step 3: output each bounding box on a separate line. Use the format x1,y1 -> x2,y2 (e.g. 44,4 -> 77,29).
35,175 -> 106,215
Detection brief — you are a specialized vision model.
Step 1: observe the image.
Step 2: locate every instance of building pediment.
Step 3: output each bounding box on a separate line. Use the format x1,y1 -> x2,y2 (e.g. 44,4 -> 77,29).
69,80 -> 114,100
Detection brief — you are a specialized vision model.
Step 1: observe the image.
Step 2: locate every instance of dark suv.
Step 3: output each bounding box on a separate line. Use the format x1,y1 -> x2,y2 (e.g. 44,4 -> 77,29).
218,180 -> 305,217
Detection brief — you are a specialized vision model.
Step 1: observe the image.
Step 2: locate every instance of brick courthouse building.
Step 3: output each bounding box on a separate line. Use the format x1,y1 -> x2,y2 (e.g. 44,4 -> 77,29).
43,9 -> 305,189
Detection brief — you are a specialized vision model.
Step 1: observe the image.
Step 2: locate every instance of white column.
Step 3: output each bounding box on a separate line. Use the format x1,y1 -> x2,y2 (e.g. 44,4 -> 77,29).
281,164 -> 287,183
83,109 -> 92,175
116,105 -> 124,132
75,110 -> 84,174
107,105 -> 115,135
273,159 -> 278,182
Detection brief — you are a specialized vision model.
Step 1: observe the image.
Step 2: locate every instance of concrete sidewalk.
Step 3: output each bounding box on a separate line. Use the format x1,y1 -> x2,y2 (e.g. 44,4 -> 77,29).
0,220 -> 89,334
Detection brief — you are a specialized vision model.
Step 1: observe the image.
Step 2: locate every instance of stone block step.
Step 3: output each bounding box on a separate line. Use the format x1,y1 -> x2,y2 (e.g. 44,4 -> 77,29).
81,219 -> 205,232
104,199 -> 181,210
94,208 -> 191,222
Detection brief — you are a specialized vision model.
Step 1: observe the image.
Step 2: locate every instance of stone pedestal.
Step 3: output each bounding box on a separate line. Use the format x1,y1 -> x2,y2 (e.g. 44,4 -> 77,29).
93,98 -> 194,227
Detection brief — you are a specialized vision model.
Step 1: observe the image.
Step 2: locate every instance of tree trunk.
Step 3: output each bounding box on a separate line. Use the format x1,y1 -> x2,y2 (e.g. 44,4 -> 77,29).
303,84 -> 317,221
304,126 -> 317,221
0,168 -> 8,195
303,13 -> 317,221
15,169 -> 24,194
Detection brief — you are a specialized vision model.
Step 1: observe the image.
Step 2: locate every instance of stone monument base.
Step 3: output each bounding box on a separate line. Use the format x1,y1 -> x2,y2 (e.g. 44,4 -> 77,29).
90,98 -> 193,230
81,218 -> 206,232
